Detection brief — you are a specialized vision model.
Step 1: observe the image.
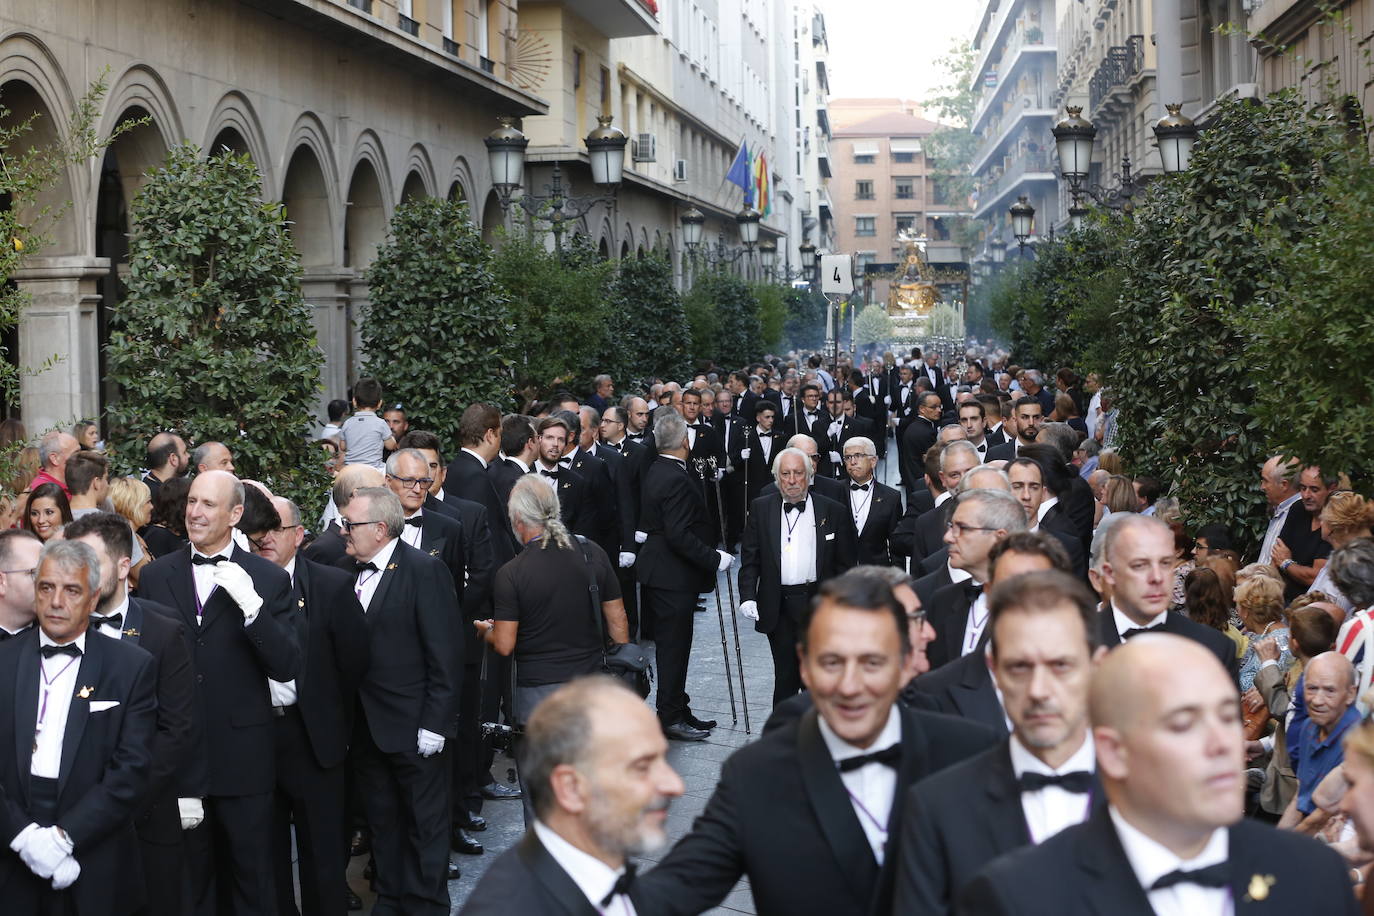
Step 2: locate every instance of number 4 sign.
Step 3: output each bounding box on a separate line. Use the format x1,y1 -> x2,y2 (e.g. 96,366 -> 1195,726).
820,254 -> 854,295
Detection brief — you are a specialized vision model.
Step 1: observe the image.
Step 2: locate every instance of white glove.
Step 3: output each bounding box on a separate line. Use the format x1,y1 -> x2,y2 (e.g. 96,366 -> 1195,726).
210,562 -> 263,620
634,530 -> 648,544
829,451 -> 841,465
715,468 -> 726,481
50,855 -> 80,889
178,797 -> 204,831
417,728 -> 445,757
716,550 -> 733,572
739,600 -> 760,621
13,824 -> 72,879
739,448 -> 751,460
618,551 -> 636,568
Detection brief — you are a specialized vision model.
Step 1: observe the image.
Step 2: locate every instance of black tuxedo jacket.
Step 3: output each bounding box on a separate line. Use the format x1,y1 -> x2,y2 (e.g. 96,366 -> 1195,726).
928,580 -> 985,671
335,540 -> 461,753
900,416 -> 938,495
738,390 -> 761,422
1039,505 -> 1088,579
914,563 -> 954,612
852,480 -> 904,567
632,705 -> 997,916
1060,476 -> 1096,543
985,425 -> 1009,448
742,428 -> 784,498
921,546 -> 950,575
710,412 -> 748,469
536,464 -> 595,541
445,449 -> 516,563
635,456 -> 720,595
413,507 -> 467,606
686,421 -> 726,472
119,597 -> 196,845
138,545 -> 298,796
460,830 -> 601,916
290,558 -> 370,768
0,629 -> 158,915
566,449 -> 619,557
956,805 -> 1358,916
857,379 -> 887,422
593,440 -> 645,550
738,492 -> 857,634
986,440 -> 1019,463
907,651 -> 1008,735
487,456 -> 528,518
427,492 -> 495,664
894,497 -> 955,566
1096,607 -> 1238,681
302,521 -> 346,566
898,739 -> 1104,913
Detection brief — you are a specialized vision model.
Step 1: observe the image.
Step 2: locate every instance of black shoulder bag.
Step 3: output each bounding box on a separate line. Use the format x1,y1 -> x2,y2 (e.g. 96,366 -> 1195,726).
573,536 -> 652,698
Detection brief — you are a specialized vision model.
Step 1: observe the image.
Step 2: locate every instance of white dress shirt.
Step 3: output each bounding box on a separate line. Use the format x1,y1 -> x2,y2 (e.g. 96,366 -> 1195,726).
818,705 -> 900,865
1109,807 -> 1231,916
94,595 -> 130,641
268,558 -> 299,708
934,490 -> 953,508
1009,733 -> 1096,844
33,631 -> 87,778
1258,493 -> 1300,565
758,431 -> 773,464
947,563 -> 972,585
401,509 -> 424,549
507,456 -> 531,474
971,438 -> 988,459
532,820 -> 637,916
780,495 -> 818,586
1085,391 -> 1102,439
1037,496 -> 1059,524
961,590 -> 990,656
355,538 -> 399,613
460,447 -> 489,469
1112,603 -> 1169,640
849,478 -> 875,533
191,543 -> 239,626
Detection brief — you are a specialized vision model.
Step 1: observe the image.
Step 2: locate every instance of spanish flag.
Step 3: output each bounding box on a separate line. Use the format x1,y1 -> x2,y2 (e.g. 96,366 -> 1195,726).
753,152 -> 770,218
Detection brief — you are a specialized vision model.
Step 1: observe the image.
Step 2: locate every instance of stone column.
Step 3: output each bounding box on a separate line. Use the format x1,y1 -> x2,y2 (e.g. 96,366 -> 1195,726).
14,256 -> 110,433
302,267 -> 355,414
1155,0 -> 1184,120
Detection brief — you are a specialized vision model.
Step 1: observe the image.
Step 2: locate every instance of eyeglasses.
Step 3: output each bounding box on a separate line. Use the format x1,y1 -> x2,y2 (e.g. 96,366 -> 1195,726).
946,521 -> 999,537
0,567 -> 35,577
388,476 -> 434,491
340,519 -> 381,533
843,454 -> 876,462
906,609 -> 928,628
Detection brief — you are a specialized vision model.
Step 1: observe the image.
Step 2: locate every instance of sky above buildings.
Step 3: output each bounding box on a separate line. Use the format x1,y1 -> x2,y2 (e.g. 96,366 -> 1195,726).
824,1 -> 981,110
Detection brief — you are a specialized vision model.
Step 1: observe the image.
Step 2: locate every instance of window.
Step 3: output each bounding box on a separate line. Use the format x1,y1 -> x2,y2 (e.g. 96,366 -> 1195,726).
855,180 -> 874,200
895,214 -> 917,234
855,217 -> 876,236
857,252 -> 877,269
854,153 -> 875,164
893,152 -> 916,163
895,178 -> 915,199
600,67 -> 611,111
573,50 -> 583,90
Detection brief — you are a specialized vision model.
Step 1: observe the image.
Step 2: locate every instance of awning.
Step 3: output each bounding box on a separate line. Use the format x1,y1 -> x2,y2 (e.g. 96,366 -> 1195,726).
890,141 -> 923,153
851,144 -> 879,156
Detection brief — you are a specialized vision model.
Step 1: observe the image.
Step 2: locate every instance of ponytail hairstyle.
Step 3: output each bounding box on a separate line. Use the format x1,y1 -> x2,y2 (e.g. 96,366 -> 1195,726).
507,475 -> 573,550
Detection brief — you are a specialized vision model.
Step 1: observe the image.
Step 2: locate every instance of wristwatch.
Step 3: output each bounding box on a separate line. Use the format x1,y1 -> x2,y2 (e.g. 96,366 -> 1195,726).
1280,559 -> 1294,571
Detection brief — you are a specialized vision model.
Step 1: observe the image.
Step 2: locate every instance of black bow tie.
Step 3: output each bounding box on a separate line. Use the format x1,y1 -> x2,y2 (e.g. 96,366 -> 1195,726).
599,862 -> 638,907
784,501 -> 805,514
191,553 -> 225,566
1150,862 -> 1229,891
40,642 -> 81,659
1122,624 -> 1163,639
91,613 -> 124,630
838,744 -> 901,772
964,581 -> 984,602
851,483 -> 870,491
540,469 -> 559,479
1018,770 -> 1093,794
604,441 -> 622,451
353,560 -> 378,575
404,516 -> 424,527
627,432 -> 645,441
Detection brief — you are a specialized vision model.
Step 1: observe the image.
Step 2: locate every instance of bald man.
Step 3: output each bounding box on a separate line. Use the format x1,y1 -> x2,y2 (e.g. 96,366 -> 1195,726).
302,464 -> 386,565
957,635 -> 1357,915
1282,651 -> 1360,833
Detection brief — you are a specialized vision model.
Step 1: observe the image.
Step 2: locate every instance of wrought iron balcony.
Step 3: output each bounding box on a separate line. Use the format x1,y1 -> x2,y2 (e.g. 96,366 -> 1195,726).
1088,35 -> 1145,113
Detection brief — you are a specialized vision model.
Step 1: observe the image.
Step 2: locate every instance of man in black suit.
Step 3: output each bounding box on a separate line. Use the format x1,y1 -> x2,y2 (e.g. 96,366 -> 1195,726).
0,528 -> 41,640
593,408 -> 649,636
927,487 -> 1028,671
899,391 -> 942,500
445,403 -> 517,564
634,569 -> 997,916
958,398 -> 994,464
978,394 -> 1009,447
489,414 -> 537,513
562,408 -> 621,560
301,464 -> 382,567
821,388 -> 873,477
890,364 -> 916,444
65,513 -> 197,916
532,415 -> 593,539
236,492 -> 369,916
842,436 -> 903,567
635,410 -> 732,742
460,678 -> 685,915
710,389 -> 748,549
759,434 -> 850,505
957,634 -> 1358,915
0,539 -> 159,916
742,401 -> 784,506
143,431 -> 189,502
738,447 -> 857,705
1008,455 -> 1088,579
387,448 -> 469,603
138,470 -> 300,916
1096,515 -> 1237,678
898,570 -> 1105,913
987,396 -> 1043,463
337,487 -> 461,916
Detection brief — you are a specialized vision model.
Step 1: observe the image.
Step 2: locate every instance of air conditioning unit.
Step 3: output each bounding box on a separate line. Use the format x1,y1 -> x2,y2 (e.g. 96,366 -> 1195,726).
632,133 -> 657,162
673,159 -> 688,182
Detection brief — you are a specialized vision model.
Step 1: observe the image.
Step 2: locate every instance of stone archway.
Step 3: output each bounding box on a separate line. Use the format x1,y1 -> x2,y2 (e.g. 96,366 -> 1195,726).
480,189 -> 505,246
343,157 -> 389,382
283,142 -> 349,402
401,170 -> 428,202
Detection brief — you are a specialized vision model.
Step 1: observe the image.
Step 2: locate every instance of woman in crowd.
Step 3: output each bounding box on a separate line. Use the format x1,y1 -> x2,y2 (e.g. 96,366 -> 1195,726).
1186,565 -> 1248,661
109,475 -> 155,589
141,475 -> 191,558
1313,492 -> 1374,615
1237,574 -> 1291,693
22,481 -> 72,542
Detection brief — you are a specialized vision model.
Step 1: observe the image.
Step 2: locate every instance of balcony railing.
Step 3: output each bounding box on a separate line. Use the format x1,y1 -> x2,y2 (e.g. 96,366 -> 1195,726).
977,151 -> 1055,214
443,37 -> 459,56
346,0 -> 371,11
398,13 -> 419,35
1089,35 -> 1145,112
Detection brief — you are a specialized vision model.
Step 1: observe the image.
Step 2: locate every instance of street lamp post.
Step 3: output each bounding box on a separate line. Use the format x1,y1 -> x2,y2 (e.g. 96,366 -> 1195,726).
485,114 -> 628,254
680,205 -> 761,273
799,241 -> 818,287
1052,102 -> 1197,218
1009,195 -> 1035,255
1153,103 -> 1199,175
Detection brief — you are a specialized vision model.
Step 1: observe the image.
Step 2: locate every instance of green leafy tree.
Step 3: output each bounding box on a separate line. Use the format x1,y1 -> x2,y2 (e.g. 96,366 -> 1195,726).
924,41 -> 981,251
362,197 -> 514,439
781,286 -> 827,351
491,233 -> 617,401
753,283 -> 786,351
106,144 -> 329,515
684,270 -> 762,369
853,304 -> 894,348
607,254 -> 691,386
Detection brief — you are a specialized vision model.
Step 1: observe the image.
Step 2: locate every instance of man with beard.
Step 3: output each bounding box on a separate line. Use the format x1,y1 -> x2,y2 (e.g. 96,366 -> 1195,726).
143,432 -> 190,501
987,397 -> 1044,462
459,677 -> 684,914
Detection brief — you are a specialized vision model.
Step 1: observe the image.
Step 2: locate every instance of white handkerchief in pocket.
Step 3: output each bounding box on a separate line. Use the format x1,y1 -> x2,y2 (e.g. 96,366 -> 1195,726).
89,701 -> 120,713
825,532 -> 835,541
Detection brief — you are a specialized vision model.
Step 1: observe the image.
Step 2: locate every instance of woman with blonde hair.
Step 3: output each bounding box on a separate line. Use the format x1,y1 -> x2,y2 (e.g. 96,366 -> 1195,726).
1101,475 -> 1138,516
1236,574 -> 1290,692
108,476 -> 155,589
1313,491 -> 1374,614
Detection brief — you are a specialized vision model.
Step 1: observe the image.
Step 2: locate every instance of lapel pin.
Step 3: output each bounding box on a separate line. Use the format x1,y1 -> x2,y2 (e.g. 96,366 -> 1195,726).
122,628 -> 139,638
387,563 -> 398,571
77,686 -> 93,699
429,548 -> 440,556
1245,874 -> 1275,902
298,598 -> 305,608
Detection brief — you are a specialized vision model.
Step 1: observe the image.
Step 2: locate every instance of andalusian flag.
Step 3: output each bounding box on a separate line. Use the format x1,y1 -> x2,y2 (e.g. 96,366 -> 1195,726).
753,151 -> 770,217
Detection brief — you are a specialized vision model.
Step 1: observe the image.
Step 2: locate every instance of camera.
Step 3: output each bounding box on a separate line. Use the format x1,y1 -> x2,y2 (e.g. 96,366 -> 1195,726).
481,721 -> 519,752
